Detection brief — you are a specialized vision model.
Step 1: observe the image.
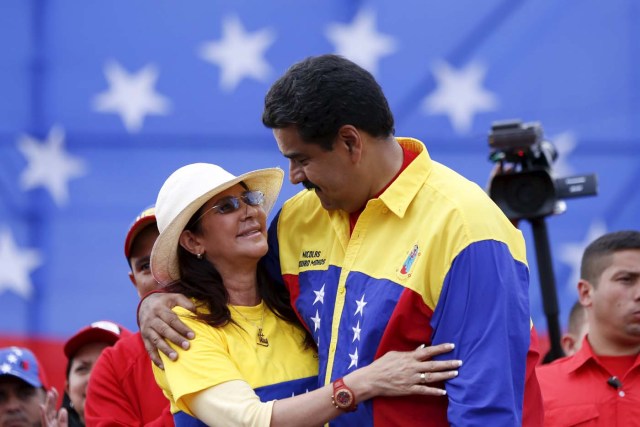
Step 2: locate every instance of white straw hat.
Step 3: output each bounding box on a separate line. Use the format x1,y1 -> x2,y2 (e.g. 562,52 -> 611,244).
151,163 -> 284,285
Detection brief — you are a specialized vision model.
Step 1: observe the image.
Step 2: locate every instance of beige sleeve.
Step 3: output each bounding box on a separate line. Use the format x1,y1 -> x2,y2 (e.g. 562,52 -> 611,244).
183,380 -> 274,427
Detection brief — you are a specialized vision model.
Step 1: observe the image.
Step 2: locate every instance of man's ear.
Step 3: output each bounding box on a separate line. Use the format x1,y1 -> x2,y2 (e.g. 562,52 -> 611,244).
577,279 -> 594,307
128,271 -> 136,287
179,230 -> 203,256
561,333 -> 577,356
337,125 -> 362,162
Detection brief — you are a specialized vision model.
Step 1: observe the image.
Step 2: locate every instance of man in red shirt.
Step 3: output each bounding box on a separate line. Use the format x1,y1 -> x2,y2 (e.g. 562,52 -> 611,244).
537,230 -> 640,425
84,207 -> 173,426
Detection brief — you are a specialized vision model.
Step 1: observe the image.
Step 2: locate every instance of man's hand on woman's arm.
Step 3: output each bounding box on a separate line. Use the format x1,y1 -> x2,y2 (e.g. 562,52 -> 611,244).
138,291 -> 196,368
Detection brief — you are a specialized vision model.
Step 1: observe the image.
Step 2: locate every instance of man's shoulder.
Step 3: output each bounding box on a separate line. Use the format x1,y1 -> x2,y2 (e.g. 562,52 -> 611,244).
536,355 -> 574,376
425,161 -> 493,206
536,355 -> 580,394
99,331 -> 145,363
279,189 -> 329,228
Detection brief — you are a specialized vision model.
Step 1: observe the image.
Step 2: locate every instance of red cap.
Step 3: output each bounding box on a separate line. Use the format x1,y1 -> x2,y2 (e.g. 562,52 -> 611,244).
63,321 -> 131,359
124,206 -> 156,259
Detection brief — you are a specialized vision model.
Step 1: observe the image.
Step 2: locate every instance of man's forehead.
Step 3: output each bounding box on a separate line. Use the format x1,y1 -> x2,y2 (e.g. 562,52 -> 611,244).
0,375 -> 36,389
273,127 -> 302,147
600,250 -> 640,276
611,249 -> 640,267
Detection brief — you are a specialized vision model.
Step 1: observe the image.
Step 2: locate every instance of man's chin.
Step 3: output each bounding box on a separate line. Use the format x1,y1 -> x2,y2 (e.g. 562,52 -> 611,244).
315,193 -> 344,212
312,190 -> 332,209
3,419 -> 30,427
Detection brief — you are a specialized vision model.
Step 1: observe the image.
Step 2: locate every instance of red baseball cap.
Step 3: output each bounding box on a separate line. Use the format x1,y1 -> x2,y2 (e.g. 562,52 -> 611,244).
63,321 -> 131,359
124,206 -> 156,259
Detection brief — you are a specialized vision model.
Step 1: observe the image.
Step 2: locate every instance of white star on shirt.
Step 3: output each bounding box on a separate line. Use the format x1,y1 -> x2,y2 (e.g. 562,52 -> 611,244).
93,61 -> 171,133
348,347 -> 359,369
313,284 -> 325,305
0,230 -> 42,299
558,220 -> 607,293
6,354 -> 17,364
11,348 -> 22,357
311,310 -> 321,332
352,320 -> 361,343
325,8 -> 397,75
355,294 -> 368,317
17,126 -> 86,207
1,363 -> 11,373
199,15 -> 275,92
422,60 -> 498,134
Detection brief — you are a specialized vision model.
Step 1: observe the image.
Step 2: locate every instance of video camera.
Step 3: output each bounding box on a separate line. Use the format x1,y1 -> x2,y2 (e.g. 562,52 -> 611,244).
487,120 -> 597,221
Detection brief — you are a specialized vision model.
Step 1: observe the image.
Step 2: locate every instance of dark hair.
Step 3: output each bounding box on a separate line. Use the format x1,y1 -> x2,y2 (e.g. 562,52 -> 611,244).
61,392 -> 84,427
262,54 -> 395,150
580,230 -> 640,284
165,204 -> 315,348
64,359 -> 86,427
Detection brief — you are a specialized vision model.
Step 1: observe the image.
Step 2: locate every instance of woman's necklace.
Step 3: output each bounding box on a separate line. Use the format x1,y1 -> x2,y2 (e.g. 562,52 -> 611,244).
230,303 -> 269,347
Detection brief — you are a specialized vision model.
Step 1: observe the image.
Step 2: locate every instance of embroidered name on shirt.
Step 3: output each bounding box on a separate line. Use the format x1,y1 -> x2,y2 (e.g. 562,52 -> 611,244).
299,250 -> 326,268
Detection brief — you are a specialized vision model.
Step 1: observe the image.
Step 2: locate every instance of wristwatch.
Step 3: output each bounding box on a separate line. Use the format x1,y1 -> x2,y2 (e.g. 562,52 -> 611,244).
332,377 -> 357,412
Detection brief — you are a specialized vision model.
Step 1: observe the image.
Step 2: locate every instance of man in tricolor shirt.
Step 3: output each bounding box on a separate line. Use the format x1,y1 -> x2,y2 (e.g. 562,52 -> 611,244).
140,54 -> 544,426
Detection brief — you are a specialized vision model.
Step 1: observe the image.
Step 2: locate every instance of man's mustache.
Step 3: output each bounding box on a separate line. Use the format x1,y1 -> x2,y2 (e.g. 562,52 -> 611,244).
302,180 -> 320,191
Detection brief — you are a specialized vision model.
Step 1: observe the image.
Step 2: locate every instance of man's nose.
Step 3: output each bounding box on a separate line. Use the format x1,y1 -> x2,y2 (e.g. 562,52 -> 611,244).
632,281 -> 640,301
289,162 -> 306,185
3,392 -> 23,411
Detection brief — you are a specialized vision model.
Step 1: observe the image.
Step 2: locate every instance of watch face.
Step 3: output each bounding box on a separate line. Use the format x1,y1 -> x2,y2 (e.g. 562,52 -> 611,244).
336,389 -> 353,407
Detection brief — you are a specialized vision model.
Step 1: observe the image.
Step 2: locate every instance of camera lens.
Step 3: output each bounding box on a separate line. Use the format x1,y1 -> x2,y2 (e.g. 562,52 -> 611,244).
506,174 -> 551,214
489,170 -> 556,219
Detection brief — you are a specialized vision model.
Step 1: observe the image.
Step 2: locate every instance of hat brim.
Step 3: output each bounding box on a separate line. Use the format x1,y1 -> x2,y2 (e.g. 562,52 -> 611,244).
63,328 -> 123,359
1,370 -> 42,388
124,214 -> 157,259
150,167 -> 283,285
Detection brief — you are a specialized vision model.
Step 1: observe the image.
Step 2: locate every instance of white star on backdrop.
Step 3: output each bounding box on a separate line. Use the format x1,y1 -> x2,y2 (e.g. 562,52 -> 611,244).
354,294 -> 368,316
325,8 -> 397,75
0,230 -> 42,299
199,15 -> 275,92
17,126 -> 87,207
422,60 -> 498,135
348,347 -> 359,369
93,61 -> 171,133
550,131 -> 578,178
313,284 -> 325,305
558,220 -> 607,293
6,354 -> 17,363
1,363 -> 10,373
311,310 -> 321,332
352,320 -> 361,343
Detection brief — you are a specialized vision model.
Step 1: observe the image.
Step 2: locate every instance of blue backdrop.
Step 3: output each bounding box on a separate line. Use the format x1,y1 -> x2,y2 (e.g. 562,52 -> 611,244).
1,0 -> 638,346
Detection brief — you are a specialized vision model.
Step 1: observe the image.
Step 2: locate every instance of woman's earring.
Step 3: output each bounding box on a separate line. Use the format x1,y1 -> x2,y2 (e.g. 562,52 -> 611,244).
196,253 -> 203,260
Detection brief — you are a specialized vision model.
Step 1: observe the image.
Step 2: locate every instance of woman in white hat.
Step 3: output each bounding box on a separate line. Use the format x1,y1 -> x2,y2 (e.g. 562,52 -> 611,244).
150,163 -> 459,427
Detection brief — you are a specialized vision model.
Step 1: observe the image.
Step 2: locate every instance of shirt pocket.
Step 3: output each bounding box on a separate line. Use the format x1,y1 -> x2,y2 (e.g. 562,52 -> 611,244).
545,404 -> 599,427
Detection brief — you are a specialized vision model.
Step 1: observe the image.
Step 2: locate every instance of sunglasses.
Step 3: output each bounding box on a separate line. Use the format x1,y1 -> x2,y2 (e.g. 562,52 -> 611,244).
194,190 -> 265,222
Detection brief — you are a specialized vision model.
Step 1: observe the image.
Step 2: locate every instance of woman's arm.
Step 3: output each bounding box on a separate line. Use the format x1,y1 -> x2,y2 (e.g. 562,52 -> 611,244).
185,343 -> 459,427
270,343 -> 458,427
